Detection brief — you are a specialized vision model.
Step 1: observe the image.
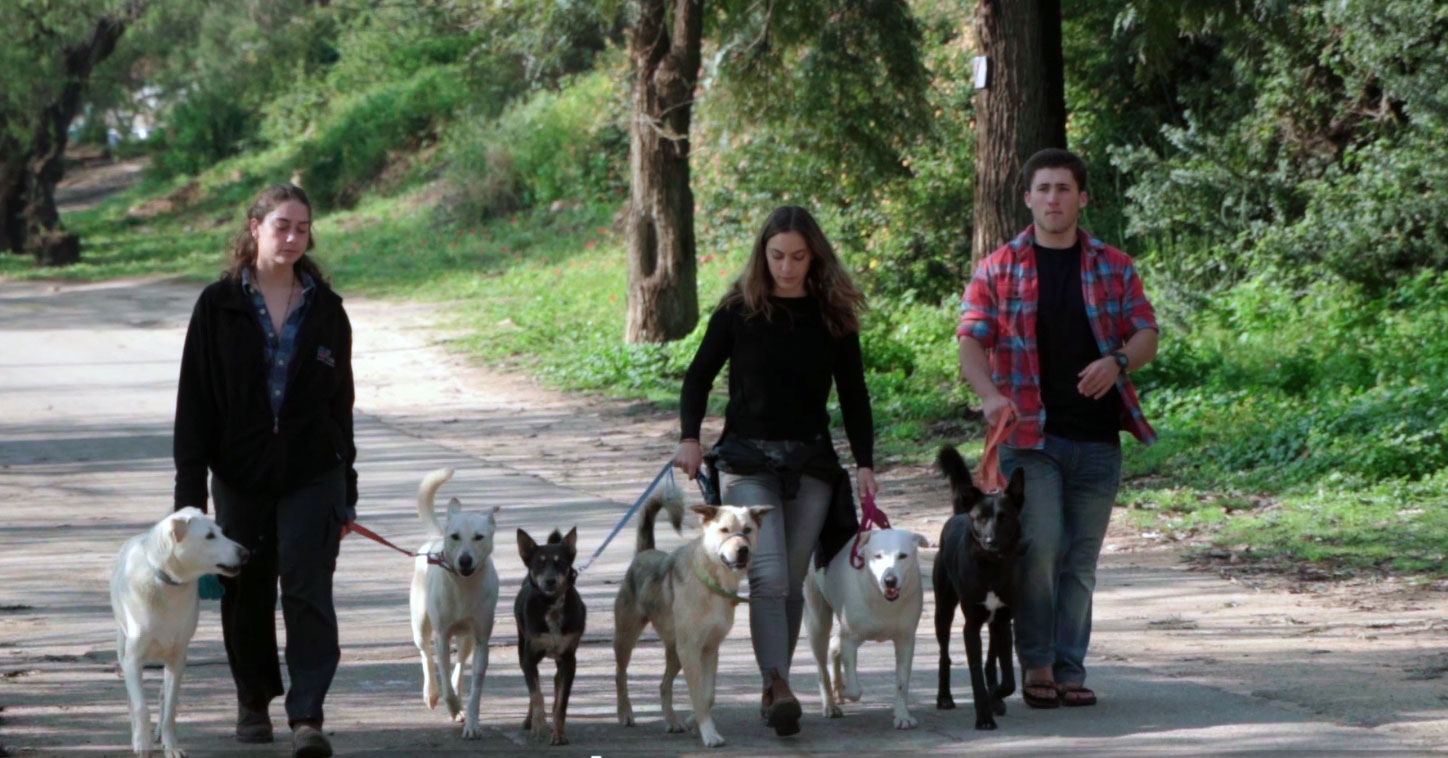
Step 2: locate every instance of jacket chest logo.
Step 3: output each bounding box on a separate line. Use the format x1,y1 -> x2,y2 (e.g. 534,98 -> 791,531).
316,346 -> 335,367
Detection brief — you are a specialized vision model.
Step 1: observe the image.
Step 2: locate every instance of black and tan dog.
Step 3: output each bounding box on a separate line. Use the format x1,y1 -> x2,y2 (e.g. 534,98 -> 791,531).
932,445 -> 1027,730
514,528 -> 586,745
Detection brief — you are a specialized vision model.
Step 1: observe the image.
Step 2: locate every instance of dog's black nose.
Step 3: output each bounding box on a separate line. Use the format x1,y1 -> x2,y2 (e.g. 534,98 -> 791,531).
883,576 -> 898,588
457,555 -> 474,570
238,548 -> 252,564
736,546 -> 749,561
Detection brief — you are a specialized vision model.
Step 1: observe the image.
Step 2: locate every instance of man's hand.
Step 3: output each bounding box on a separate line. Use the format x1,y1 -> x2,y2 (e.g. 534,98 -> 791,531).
1076,357 -> 1121,400
982,393 -> 1018,426
674,439 -> 702,480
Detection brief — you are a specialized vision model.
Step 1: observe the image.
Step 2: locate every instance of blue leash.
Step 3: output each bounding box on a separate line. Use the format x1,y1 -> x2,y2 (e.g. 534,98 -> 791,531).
577,461 -> 677,574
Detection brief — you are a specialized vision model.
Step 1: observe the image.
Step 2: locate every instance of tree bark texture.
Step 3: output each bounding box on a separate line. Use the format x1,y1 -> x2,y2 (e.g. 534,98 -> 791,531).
10,6 -> 138,265
971,0 -> 1067,263
624,0 -> 702,343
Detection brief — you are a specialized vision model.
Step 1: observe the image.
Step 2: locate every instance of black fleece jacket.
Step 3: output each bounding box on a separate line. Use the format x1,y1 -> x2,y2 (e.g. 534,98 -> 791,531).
173,277 -> 357,513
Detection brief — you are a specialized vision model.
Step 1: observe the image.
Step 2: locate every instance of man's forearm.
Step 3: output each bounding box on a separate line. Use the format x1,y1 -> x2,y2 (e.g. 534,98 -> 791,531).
1122,328 -> 1159,372
958,336 -> 1001,401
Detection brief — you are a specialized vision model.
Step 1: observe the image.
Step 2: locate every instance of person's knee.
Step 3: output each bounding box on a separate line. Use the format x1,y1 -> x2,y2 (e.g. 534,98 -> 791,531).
750,565 -> 790,599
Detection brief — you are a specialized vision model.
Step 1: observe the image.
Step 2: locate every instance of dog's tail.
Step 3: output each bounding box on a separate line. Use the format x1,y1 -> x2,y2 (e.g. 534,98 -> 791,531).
635,479 -> 685,553
937,445 -> 976,515
417,468 -> 455,537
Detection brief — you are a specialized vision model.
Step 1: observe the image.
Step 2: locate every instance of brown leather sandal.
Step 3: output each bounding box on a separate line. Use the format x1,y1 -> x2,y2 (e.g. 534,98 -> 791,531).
1022,681 -> 1061,709
1056,682 -> 1097,707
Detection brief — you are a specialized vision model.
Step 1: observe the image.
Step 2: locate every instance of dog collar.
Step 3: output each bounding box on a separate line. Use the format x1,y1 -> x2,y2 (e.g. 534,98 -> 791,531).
154,566 -> 184,586
692,561 -> 746,606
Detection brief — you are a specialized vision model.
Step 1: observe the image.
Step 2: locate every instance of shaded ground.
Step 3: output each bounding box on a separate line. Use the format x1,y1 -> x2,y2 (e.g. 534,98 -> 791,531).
0,277 -> 1444,757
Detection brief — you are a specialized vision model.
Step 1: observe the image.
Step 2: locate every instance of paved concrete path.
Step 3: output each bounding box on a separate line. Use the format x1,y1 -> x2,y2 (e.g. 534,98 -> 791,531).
0,278 -> 1440,757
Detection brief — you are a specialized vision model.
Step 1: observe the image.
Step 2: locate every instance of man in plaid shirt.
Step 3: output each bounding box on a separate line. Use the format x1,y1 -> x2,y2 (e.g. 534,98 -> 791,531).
957,148 -> 1159,709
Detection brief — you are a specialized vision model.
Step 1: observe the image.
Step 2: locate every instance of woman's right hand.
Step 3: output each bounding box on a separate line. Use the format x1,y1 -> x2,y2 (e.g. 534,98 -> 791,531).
674,439 -> 702,480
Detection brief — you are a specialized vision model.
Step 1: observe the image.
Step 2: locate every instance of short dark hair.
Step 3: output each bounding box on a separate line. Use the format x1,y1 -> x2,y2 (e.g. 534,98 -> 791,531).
1021,148 -> 1087,193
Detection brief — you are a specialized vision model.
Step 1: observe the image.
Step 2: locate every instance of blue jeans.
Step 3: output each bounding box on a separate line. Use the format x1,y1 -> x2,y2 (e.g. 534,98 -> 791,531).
1000,435 -> 1122,685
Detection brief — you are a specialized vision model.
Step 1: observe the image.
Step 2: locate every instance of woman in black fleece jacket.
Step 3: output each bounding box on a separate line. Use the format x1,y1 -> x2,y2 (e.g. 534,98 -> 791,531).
675,206 -> 876,738
173,183 -> 353,758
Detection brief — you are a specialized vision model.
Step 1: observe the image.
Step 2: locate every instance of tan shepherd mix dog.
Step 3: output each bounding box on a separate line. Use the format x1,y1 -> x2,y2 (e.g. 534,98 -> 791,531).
613,483 -> 770,748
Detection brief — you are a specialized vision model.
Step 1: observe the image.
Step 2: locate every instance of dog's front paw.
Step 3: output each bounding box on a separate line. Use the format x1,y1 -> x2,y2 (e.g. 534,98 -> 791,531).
894,713 -> 918,730
974,715 -> 998,730
822,703 -> 844,718
164,747 -> 188,758
461,718 -> 484,740
445,694 -> 463,719
992,697 -> 1007,716
936,693 -> 956,710
617,707 -> 635,727
698,723 -> 726,748
665,717 -> 688,734
549,729 -> 569,746
842,685 -> 863,702
530,718 -> 550,742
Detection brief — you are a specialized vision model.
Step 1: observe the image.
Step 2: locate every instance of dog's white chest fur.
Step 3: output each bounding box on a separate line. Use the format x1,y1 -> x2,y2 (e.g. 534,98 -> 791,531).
982,591 -> 1005,623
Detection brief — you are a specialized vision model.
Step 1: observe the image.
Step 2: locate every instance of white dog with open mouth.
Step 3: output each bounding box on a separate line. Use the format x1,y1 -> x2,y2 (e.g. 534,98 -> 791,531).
111,506 -> 249,757
409,468 -> 499,740
803,528 -> 929,729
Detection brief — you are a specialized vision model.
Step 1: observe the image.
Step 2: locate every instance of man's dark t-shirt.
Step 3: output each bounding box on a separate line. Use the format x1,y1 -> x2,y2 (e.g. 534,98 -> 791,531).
1035,242 -> 1121,443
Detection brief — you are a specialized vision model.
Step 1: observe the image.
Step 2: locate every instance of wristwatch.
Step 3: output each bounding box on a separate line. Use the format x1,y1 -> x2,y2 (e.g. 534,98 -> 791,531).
1110,349 -> 1129,373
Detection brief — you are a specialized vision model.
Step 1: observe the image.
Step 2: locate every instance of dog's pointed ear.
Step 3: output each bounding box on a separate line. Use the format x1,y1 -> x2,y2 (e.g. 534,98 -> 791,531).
747,505 -> 773,525
168,513 -> 190,543
1006,467 -> 1026,508
690,505 -> 719,523
446,497 -> 462,521
913,532 -> 931,549
562,527 -> 578,556
517,529 -> 537,562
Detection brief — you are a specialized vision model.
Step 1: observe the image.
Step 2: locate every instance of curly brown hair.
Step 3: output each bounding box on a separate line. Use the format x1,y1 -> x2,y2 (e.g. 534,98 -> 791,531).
224,183 -> 327,284
721,206 -> 866,337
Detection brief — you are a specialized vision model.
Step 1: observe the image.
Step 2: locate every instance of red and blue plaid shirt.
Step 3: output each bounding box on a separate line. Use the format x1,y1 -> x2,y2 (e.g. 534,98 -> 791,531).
957,225 -> 1158,449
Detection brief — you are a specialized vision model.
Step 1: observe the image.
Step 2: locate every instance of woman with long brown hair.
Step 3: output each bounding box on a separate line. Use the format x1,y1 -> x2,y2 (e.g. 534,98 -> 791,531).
675,205 -> 877,738
173,183 -> 355,758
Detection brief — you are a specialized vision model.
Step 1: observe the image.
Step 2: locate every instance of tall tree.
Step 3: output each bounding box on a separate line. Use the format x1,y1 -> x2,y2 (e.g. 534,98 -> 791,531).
623,0 -> 703,344
0,0 -> 144,264
971,0 -> 1066,262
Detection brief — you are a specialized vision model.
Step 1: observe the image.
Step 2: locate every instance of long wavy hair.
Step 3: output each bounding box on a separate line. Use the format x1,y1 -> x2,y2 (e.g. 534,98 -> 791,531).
224,183 -> 327,284
721,206 -> 866,336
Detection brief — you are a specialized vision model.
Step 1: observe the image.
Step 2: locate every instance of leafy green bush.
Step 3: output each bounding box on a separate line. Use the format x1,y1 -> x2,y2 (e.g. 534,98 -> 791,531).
443,66 -> 627,220
150,87 -> 259,178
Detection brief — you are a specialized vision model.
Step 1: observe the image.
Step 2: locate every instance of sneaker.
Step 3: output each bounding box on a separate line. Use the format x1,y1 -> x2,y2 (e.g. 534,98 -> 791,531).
291,722 -> 333,758
235,701 -> 273,744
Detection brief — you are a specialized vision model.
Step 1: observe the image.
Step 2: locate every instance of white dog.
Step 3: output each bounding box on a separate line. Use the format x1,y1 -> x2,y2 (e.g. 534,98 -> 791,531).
803,528 -> 928,729
110,507 -> 248,757
614,483 -> 770,748
409,468 -> 499,740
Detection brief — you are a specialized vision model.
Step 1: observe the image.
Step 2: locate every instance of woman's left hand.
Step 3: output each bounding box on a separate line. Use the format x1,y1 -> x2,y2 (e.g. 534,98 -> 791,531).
340,520 -> 354,540
856,467 -> 878,501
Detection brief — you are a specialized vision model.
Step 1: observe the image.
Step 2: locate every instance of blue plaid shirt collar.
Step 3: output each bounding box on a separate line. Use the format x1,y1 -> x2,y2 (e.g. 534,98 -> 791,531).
241,267 -> 316,419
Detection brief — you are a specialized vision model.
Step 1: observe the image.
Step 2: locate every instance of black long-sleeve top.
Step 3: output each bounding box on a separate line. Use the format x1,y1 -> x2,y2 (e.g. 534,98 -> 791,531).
680,295 -> 874,468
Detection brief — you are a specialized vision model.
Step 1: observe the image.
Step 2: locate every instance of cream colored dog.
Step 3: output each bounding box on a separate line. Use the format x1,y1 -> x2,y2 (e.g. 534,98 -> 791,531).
409,468 -> 499,740
111,507 -> 248,757
804,528 -> 929,729
613,483 -> 770,748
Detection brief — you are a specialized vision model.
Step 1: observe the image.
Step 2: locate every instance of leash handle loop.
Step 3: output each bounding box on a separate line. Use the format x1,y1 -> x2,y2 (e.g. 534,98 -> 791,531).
849,492 -> 892,569
975,410 -> 1016,494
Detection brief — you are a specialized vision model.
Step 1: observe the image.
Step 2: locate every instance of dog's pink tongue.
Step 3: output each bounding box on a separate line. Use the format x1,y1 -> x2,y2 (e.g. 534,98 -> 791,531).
884,587 -> 900,600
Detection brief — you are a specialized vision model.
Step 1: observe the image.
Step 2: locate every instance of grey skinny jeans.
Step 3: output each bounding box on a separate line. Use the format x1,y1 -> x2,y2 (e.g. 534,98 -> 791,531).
721,469 -> 834,688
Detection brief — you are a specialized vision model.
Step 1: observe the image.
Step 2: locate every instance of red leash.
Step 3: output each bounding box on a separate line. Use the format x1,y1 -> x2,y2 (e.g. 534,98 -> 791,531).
348,522 -> 456,573
975,410 -> 1016,494
849,492 -> 892,569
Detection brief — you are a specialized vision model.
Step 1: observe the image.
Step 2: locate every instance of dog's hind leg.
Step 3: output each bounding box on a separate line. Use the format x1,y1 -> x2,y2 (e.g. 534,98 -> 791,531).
461,631 -> 489,739
933,575 -> 959,710
803,576 -> 841,718
120,644 -> 150,756
987,610 -> 1015,715
550,651 -> 576,745
612,608 -> 645,727
829,632 -> 845,703
157,653 -> 186,757
892,633 -> 918,729
659,644 -> 686,734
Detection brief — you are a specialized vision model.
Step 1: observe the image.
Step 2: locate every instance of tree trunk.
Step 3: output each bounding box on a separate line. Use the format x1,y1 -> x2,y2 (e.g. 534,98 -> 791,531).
623,0 -> 703,344
15,7 -> 138,265
1,146 -> 24,255
971,0 -> 1067,263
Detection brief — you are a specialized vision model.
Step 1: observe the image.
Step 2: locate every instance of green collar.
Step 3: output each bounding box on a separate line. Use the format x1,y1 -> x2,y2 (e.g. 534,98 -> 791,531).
692,560 -> 746,605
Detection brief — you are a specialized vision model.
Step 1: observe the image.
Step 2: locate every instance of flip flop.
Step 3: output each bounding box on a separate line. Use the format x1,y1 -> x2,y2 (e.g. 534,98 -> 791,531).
1056,682 -> 1097,707
1022,681 -> 1060,709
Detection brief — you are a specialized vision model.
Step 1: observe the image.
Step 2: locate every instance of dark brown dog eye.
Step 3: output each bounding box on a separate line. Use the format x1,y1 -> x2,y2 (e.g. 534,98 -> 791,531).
206,532 -> 216,540
896,553 -> 907,559
450,533 -> 460,540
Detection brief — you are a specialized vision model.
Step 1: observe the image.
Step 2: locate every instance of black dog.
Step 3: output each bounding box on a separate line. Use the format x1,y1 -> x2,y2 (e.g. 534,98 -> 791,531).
515,528 -> 586,745
933,445 -> 1027,730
